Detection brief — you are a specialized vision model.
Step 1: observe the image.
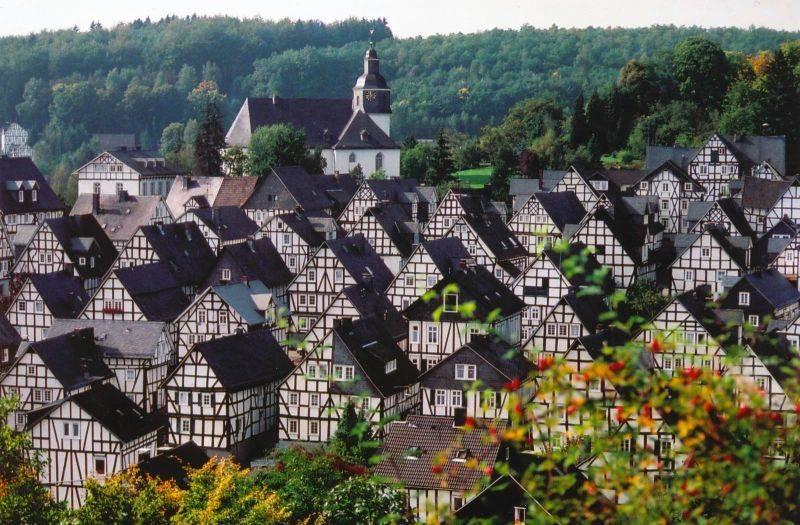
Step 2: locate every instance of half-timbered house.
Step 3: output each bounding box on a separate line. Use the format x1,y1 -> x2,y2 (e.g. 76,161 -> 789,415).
0,157 -> 66,279
164,330 -> 293,462
7,271 -> 89,341
667,227 -> 748,295
70,191 -> 173,249
0,328 -> 114,429
444,212 -> 528,282
26,382 -> 163,507
685,198 -> 756,237
633,160 -> 706,232
754,219 -> 800,283
425,188 -> 507,239
258,211 -> 341,274
164,175 -> 225,219
348,202 -> 420,274
46,319 -> 176,413
75,149 -> 185,197
337,178 -> 437,229
404,264 -> 524,372
0,313 -> 20,372
373,414 -> 506,522
12,214 -> 118,295
203,238 -> 293,301
176,206 -> 258,253
548,167 -> 599,209
279,318 -> 417,443
385,237 -> 470,311
525,291 -> 610,360
507,191 -> 587,252
720,270 -> 800,327
287,233 -> 393,334
740,176 -> 800,234
419,335 -> 534,420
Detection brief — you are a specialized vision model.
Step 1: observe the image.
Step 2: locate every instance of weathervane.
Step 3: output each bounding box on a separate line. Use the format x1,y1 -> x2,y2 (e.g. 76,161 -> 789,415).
369,29 -> 375,49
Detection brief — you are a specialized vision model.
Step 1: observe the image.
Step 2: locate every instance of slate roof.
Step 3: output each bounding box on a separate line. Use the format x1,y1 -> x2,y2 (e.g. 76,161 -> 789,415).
71,193 -> 166,244
193,330 -> 293,391
0,312 -> 20,348
645,160 -> 705,192
245,167 -> 356,213
227,97 -> 354,148
275,211 -> 328,246
540,170 -> 568,191
728,270 -> 800,310
366,178 -> 426,202
564,291 -> 609,332
645,145 -> 698,172
716,198 -> 755,238
114,262 -> 191,321
422,237 -> 471,276
531,191 -> 587,231
740,176 -> 791,210
404,265 -> 524,321
374,414 -> 506,491
45,214 -> 118,278
462,213 -> 527,272
212,176 -> 259,208
754,219 -> 798,267
212,280 -> 271,326
0,157 -> 65,214
188,206 -> 259,242
46,319 -> 167,359
341,285 -> 407,341
24,328 -> 113,390
28,383 -> 164,442
165,175 -> 225,218
138,222 -> 216,287
136,442 -> 210,489
326,234 -> 394,291
334,110 -> 399,150
604,168 -> 647,189
28,271 -> 90,318
331,318 -> 418,398
110,150 -> 185,178
720,134 -> 786,176
210,238 -> 292,289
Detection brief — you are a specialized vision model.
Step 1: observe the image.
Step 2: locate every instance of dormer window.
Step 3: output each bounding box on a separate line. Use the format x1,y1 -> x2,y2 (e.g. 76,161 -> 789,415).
455,364 -> 476,381
739,292 -> 750,306
443,292 -> 459,312
385,359 -> 397,374
78,257 -> 86,265
18,190 -> 23,202
452,448 -> 471,463
514,507 -> 527,525
639,181 -> 649,192
221,268 -> 231,281
404,446 -> 422,460
31,190 -> 37,202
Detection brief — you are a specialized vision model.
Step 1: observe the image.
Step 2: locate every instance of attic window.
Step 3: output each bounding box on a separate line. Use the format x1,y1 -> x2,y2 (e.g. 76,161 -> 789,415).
739,292 -> 750,306
452,448 -> 472,463
443,292 -> 459,313
404,446 -> 422,460
683,183 -> 692,192
18,190 -> 23,202
639,181 -> 649,192
385,359 -> 397,374
31,190 -> 37,202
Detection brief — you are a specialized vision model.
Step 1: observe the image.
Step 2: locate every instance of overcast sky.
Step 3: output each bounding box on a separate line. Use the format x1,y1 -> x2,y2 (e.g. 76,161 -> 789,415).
0,0 -> 797,37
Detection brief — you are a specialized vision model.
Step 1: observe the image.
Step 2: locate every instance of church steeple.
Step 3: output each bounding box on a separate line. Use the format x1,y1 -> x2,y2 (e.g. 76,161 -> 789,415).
352,32 -> 391,123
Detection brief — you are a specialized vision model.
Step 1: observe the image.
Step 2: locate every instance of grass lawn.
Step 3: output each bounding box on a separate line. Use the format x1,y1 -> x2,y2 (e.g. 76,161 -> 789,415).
453,166 -> 492,188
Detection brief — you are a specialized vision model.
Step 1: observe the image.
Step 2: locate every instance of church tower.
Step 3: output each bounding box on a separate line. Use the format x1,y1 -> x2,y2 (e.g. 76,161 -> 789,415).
352,37 -> 392,136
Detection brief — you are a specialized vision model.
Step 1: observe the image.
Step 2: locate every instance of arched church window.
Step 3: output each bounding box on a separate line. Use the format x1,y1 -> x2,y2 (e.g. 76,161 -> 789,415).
375,152 -> 383,170
349,152 -> 356,163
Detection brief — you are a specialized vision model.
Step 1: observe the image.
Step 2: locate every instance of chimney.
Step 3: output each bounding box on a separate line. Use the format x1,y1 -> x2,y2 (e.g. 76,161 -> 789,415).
242,274 -> 249,288
272,94 -> 277,104
92,193 -> 101,214
453,407 -> 467,428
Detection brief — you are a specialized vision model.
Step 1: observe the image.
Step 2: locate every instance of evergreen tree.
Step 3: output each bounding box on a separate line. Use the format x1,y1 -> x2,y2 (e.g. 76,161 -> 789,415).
569,93 -> 589,147
193,101 -> 225,176
519,149 -> 540,179
329,401 -> 375,465
489,144 -> 517,201
759,49 -> 800,138
585,92 -> 609,159
431,129 -> 455,185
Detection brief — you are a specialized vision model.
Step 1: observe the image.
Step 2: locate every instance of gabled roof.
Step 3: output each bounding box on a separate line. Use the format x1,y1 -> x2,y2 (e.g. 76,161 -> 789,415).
274,211 -> 333,246
461,213 -> 527,269
531,191 -> 587,230
404,265 -> 524,321
245,167 -> 356,213
45,214 -> 118,278
46,319 -> 167,359
341,284 -> 407,341
374,414 -> 505,491
645,145 -> 698,172
23,328 -> 113,390
564,291 -> 609,332
725,270 -> 800,311
188,206 -> 259,242
27,383 -> 164,442
325,234 -> 394,291
365,203 -> 417,257
108,150 -> 185,177
193,330 -> 293,391
210,238 -> 292,289
720,134 -> 786,176
740,176 -> 792,210
212,176 -> 259,208
228,97 -> 354,148
137,222 -> 216,287
28,271 -> 90,318
331,318 -> 418,398
540,170 -> 569,192
644,159 -> 704,191
364,178 -> 431,203
71,193 -> 166,244
334,110 -> 398,150
165,175 -> 225,218
114,262 -> 191,321
0,312 -> 19,348
422,237 -> 471,276
0,157 -> 65,214
754,219 -> 798,268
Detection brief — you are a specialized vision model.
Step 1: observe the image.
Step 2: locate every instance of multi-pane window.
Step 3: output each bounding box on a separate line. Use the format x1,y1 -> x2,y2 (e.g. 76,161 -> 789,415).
288,392 -> 299,406
310,421 -> 319,436
435,389 -> 447,406
310,394 -> 319,407
443,292 -> 459,312
201,393 -> 212,407
62,422 -> 80,440
739,292 -> 750,306
427,325 -> 439,344
454,364 -> 476,381
450,390 -> 463,407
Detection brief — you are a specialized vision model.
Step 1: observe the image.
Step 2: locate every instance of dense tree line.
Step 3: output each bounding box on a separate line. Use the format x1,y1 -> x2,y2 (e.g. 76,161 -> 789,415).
0,18 -> 797,198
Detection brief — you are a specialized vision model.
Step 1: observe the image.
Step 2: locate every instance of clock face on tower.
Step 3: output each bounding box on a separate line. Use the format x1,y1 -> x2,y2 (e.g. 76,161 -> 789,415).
364,90 -> 377,102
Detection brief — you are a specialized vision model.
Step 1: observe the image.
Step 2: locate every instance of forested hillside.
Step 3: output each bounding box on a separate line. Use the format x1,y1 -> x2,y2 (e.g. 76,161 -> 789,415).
0,16 -> 798,196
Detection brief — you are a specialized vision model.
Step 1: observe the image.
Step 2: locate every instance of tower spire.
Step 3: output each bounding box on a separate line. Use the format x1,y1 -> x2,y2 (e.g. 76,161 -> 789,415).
369,29 -> 375,49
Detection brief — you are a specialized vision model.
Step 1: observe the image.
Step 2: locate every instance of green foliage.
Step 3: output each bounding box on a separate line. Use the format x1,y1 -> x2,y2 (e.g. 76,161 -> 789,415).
191,82 -> 226,176
673,37 -> 731,109
221,145 -> 247,177
400,142 -> 434,180
622,279 -> 671,325
322,477 -> 409,525
245,123 -> 311,176
431,129 -> 456,185
329,402 -> 378,465
160,122 -> 185,156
